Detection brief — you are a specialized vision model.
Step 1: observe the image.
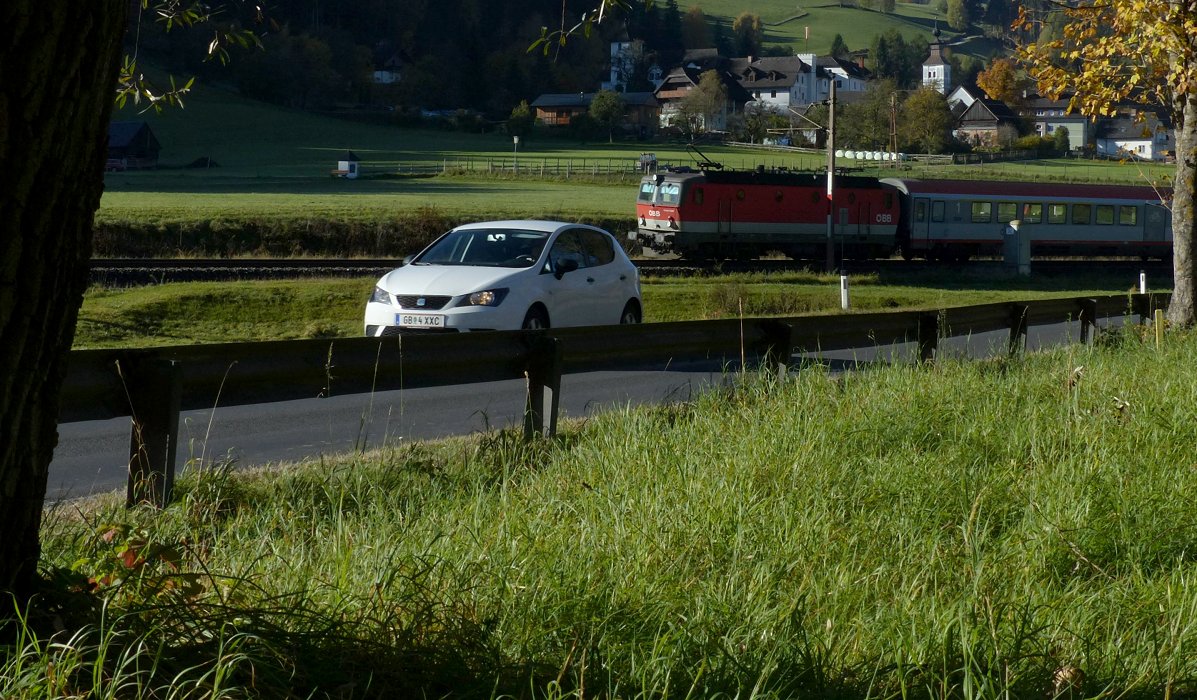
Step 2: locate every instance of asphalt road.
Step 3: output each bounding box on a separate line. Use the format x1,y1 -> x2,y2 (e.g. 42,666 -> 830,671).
50,316 -> 1131,502
50,366 -> 737,501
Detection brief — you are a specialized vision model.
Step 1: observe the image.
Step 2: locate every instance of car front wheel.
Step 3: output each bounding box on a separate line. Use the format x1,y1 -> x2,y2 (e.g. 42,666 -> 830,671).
522,306 -> 549,330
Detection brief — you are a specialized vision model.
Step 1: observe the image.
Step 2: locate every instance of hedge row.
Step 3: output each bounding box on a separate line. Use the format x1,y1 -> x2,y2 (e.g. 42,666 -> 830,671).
93,213 -> 640,258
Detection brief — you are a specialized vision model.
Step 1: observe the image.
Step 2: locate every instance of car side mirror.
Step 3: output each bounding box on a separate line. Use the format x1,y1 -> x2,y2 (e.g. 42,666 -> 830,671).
401,254 -> 415,266
554,258 -> 579,280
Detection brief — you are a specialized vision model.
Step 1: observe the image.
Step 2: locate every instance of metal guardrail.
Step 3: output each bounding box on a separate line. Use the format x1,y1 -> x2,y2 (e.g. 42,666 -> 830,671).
60,293 -> 1168,507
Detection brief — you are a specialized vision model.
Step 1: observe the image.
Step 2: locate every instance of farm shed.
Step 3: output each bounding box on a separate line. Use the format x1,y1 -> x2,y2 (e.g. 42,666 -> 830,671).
332,150 -> 361,179
107,121 -> 160,170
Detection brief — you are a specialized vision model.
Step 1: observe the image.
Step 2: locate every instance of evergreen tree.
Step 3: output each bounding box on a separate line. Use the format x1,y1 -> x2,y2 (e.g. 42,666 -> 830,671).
829,33 -> 850,59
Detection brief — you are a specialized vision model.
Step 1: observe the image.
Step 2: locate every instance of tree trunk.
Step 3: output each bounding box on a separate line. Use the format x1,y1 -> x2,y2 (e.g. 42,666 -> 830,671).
0,2 -> 128,598
1169,92 -> 1197,328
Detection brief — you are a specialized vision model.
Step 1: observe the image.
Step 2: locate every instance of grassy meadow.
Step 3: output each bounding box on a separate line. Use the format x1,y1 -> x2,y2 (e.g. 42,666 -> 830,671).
73,268 -> 1150,349
15,327 -> 1197,698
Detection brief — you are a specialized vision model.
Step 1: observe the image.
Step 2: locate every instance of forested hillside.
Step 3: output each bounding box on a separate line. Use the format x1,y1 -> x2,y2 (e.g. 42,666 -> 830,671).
126,0 -> 1038,119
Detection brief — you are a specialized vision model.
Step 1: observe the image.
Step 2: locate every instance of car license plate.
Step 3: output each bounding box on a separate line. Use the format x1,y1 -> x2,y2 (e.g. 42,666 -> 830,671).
397,313 -> 445,328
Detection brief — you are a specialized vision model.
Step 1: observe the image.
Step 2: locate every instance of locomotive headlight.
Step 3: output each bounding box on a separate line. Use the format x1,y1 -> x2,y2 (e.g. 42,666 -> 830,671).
461,288 -> 509,307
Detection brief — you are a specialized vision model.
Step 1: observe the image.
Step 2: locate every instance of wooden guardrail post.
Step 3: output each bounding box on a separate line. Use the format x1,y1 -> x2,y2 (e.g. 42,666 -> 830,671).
917,312 -> 939,363
759,320 -> 794,377
1009,304 -> 1029,356
1079,298 -> 1099,345
123,358 -> 181,508
524,335 -> 563,439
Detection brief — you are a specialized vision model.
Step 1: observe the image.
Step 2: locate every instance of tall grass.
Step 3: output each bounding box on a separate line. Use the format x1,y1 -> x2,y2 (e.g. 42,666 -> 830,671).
15,329 -> 1197,698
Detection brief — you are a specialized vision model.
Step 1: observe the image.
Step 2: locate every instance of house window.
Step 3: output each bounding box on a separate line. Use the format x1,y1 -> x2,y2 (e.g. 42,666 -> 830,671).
1047,203 -> 1067,224
1022,203 -> 1043,224
1095,204 -> 1115,225
1072,203 -> 1092,225
997,202 -> 1018,223
770,90 -> 777,98
971,201 -> 993,223
1119,205 -> 1138,225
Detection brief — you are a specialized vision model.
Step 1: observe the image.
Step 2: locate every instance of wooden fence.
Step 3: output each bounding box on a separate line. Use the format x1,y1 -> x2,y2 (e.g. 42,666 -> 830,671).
60,293 -> 1168,507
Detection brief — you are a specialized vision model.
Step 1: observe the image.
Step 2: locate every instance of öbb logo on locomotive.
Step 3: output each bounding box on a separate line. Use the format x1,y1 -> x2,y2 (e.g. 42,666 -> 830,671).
636,169 -> 1173,262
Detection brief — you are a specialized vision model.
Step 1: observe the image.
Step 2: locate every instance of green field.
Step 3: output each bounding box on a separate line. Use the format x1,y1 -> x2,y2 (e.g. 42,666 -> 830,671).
75,269 -> 1151,349
20,328 -> 1197,698
678,0 -> 997,59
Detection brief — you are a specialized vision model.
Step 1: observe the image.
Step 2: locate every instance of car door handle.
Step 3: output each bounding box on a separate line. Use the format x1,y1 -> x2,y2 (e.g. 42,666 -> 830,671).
587,277 -> 595,283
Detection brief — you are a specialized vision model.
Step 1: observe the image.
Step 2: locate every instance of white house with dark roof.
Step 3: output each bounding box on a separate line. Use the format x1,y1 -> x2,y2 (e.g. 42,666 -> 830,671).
1095,111 -> 1175,161
814,55 -> 871,95
727,56 -> 810,110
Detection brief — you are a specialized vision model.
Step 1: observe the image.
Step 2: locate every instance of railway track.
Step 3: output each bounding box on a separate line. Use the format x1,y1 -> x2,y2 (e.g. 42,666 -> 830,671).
88,257 -> 1173,286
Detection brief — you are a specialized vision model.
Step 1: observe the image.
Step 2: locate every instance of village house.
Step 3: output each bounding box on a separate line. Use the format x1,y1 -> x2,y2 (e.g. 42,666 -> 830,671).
1096,110 -> 1175,161
954,97 -> 1022,148
1021,94 -> 1091,153
652,64 -> 753,132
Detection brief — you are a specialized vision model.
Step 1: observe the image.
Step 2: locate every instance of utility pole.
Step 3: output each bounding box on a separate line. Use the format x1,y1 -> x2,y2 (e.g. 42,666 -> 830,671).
825,80 -> 837,273
890,92 -> 899,166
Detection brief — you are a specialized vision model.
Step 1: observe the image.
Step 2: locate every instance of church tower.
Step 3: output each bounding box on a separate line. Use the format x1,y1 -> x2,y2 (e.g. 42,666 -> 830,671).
922,26 -> 951,94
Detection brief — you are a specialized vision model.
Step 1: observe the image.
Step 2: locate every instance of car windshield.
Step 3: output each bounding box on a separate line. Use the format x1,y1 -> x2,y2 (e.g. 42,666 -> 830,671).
413,228 -> 550,267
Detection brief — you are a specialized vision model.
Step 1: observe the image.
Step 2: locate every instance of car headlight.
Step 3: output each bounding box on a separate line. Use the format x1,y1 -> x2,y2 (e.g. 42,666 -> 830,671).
370,286 -> 394,305
460,288 -> 509,307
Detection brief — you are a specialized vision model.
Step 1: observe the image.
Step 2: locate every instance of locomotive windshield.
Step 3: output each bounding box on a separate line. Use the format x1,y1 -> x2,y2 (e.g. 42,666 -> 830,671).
660,182 -> 681,205
637,180 -> 656,203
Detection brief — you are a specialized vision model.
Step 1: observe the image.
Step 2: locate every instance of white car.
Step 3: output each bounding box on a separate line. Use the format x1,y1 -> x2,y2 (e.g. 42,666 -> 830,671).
364,220 -> 642,335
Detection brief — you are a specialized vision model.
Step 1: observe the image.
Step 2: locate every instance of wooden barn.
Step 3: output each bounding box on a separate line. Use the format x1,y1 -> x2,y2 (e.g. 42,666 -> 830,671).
107,121 -> 161,170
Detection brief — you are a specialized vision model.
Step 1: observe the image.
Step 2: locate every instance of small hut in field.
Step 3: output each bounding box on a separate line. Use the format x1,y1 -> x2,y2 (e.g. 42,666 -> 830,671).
331,150 -> 361,179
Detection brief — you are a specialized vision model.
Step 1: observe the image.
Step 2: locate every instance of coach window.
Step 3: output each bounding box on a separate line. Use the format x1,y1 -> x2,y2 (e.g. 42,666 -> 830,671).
1072,203 -> 1092,225
915,200 -> 927,223
1095,204 -> 1115,225
1047,203 -> 1067,224
1119,205 -> 1138,225
997,202 -> 1018,223
931,201 -> 945,222
693,188 -> 704,205
1022,203 -> 1043,224
971,201 -> 993,223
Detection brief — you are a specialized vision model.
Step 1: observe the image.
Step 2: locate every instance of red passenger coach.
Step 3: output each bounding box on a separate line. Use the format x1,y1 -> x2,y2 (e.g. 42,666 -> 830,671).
881,178 -> 1173,261
637,170 -> 900,260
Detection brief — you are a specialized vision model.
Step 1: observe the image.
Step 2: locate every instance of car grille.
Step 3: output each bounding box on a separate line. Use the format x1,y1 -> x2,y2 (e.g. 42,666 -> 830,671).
395,295 -> 452,310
